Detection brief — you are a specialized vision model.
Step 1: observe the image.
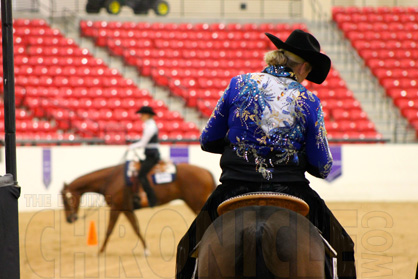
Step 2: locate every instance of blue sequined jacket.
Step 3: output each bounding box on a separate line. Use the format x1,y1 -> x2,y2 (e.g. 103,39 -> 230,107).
200,66 -> 333,183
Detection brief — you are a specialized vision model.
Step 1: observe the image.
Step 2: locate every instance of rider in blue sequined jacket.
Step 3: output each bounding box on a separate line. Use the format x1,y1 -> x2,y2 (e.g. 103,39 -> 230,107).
176,30 -> 356,279
200,65 -> 333,183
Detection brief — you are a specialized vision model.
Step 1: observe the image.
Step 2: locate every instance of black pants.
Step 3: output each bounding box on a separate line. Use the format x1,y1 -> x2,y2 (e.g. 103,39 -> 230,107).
137,154 -> 159,207
175,181 -> 356,279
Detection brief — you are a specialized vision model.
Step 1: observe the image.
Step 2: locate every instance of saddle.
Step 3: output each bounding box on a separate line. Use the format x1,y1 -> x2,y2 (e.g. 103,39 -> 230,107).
216,191 -> 337,260
217,191 -> 310,216
191,192 -> 310,259
126,160 -> 176,209
126,160 -> 176,185
192,192 -> 338,279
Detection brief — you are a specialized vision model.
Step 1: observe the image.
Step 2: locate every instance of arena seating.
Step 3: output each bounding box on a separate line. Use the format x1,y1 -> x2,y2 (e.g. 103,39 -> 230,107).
332,6 -> 418,137
80,20 -> 381,142
1,18 -> 201,144
0,18 -> 383,144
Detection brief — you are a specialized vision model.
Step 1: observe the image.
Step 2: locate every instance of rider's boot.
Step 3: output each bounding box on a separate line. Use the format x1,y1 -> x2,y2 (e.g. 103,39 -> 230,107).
139,176 -> 158,207
133,193 -> 142,210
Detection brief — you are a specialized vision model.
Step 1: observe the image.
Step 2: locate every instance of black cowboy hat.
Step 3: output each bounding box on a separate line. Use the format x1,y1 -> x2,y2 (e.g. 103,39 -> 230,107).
265,29 -> 331,84
136,106 -> 156,115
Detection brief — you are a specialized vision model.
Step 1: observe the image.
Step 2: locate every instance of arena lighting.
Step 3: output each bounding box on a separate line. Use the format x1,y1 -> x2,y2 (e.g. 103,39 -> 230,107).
0,0 -> 21,278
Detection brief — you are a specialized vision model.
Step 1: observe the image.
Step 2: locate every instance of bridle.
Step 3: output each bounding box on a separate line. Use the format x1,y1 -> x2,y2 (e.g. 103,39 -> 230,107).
61,186 -> 98,220
61,186 -> 78,221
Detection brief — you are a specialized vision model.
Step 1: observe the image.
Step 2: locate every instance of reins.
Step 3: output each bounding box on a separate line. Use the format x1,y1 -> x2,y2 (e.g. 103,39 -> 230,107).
80,207 -> 98,220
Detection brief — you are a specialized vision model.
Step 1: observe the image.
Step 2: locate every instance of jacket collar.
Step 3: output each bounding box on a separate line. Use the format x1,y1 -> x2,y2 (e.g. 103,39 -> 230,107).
262,65 -> 298,81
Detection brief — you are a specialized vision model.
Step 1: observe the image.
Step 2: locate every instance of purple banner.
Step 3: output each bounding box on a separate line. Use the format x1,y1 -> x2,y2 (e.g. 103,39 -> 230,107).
326,146 -> 342,183
42,148 -> 52,189
170,147 -> 189,164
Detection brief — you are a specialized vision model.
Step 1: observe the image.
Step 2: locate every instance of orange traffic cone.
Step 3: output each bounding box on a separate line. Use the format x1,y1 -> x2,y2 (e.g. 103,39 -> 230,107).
87,220 -> 98,246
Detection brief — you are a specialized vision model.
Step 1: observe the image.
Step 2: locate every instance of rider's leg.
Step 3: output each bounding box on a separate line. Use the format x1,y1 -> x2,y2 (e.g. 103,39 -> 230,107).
138,156 -> 159,207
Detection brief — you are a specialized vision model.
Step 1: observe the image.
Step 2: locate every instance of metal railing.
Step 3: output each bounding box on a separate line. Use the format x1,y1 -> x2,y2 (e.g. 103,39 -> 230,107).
0,137 -> 390,147
13,0 -> 303,20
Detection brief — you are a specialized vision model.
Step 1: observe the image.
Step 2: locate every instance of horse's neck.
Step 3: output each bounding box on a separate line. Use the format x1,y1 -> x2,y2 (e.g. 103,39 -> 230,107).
70,180 -> 97,195
71,166 -> 118,195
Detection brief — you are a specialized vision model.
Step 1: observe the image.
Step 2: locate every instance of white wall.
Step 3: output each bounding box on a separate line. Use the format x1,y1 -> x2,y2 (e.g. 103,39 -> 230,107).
2,143 -> 417,212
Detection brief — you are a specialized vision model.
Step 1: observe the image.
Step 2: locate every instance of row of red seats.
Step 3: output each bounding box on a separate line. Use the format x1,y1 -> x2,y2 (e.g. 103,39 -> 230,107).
15,65 -> 121,77
12,27 -> 62,37
121,48 -> 266,60
81,20 -> 300,33
332,6 -> 418,17
0,35 -> 76,47
69,118 -> 197,133
17,86 -> 151,99
0,119 -> 57,132
338,21 -> 418,33
366,58 -> 417,70
358,49 -> 418,62
26,46 -> 91,57
327,131 -> 383,142
27,97 -> 154,111
15,75 -> 136,88
15,55 -> 104,66
24,95 -> 168,118
127,57 -> 265,76
335,12 -> 418,24
333,6 -> 418,138
90,29 -> 289,44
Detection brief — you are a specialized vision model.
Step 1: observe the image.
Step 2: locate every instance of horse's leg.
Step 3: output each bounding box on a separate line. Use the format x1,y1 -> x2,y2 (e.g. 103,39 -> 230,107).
123,210 -> 150,256
99,209 -> 121,254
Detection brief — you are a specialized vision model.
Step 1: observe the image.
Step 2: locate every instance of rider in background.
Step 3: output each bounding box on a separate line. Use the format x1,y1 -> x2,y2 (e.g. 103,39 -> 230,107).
128,106 -> 160,208
176,29 -> 356,279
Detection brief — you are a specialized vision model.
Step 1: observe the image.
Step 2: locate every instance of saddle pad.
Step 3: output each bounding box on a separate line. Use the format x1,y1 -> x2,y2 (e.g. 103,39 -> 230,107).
152,173 -> 175,184
152,163 -> 177,184
124,161 -> 137,186
217,191 -> 310,216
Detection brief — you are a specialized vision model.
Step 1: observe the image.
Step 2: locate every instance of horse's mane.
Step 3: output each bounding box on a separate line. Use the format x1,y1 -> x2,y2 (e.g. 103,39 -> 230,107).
68,164 -> 124,193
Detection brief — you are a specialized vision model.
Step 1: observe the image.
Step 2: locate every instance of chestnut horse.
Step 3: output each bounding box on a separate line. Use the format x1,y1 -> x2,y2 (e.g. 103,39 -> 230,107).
61,162 -> 216,254
196,206 -> 328,279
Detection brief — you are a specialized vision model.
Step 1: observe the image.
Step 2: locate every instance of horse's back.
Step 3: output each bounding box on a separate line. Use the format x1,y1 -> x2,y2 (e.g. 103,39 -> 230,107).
198,206 -> 325,279
176,163 -> 215,187
174,163 -> 216,212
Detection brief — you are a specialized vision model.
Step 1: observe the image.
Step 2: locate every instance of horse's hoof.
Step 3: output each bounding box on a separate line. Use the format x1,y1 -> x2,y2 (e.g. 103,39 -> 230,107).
144,248 -> 151,257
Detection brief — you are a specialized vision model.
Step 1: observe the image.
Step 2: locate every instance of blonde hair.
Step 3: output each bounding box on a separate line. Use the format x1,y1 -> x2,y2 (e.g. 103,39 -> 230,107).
264,49 -> 311,72
264,50 -> 287,66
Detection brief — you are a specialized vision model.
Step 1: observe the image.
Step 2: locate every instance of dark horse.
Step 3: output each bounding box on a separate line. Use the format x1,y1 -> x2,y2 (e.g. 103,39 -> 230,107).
61,162 -> 216,254
196,205 -> 328,279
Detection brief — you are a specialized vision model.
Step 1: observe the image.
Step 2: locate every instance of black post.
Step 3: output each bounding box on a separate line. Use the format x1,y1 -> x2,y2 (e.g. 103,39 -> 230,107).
1,0 -> 17,182
0,0 -> 20,279
0,175 -> 20,279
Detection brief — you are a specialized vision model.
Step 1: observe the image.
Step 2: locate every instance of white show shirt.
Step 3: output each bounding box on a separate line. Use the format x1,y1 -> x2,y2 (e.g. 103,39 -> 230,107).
128,119 -> 159,150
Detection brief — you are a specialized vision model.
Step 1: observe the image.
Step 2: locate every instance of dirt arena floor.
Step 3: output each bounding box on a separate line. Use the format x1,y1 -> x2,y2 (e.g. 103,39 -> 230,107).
19,201 -> 417,279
